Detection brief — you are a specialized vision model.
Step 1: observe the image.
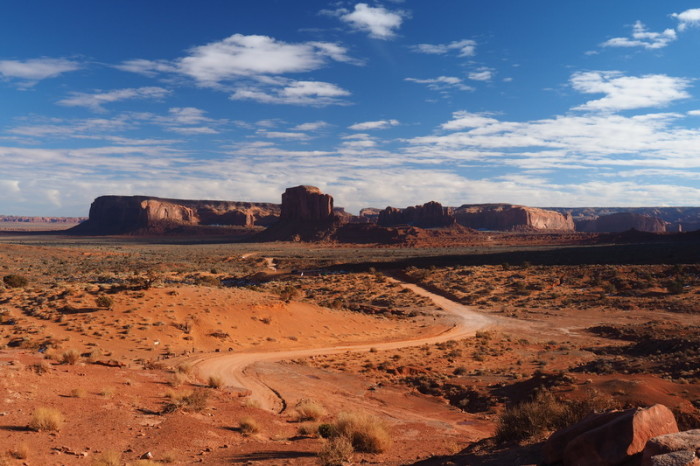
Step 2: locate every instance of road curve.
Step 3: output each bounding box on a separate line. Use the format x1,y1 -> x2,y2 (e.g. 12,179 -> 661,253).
190,277 -> 493,413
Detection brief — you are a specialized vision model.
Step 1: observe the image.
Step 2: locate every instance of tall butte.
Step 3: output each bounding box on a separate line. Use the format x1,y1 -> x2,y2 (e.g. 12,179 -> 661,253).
280,185 -> 334,222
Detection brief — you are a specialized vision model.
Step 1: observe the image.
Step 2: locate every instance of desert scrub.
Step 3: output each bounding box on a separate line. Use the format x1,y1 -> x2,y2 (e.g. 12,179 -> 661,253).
92,450 -> 122,466
238,417 -> 260,434
59,349 -> 81,365
3,274 -> 28,288
331,411 -> 392,453
294,398 -> 326,421
207,375 -> 224,389
162,388 -> 209,413
95,294 -> 114,309
318,436 -> 354,465
28,407 -> 64,431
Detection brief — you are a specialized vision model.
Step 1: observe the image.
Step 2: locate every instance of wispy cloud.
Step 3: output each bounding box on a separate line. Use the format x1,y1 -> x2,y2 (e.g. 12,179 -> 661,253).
410,39 -> 476,57
468,68 -> 494,81
571,71 -> 691,112
293,121 -> 330,131
672,8 -> 700,32
0,58 -> 80,86
348,119 -> 399,130
601,21 -> 677,49
230,80 -> 350,106
405,76 -> 474,92
330,3 -> 406,39
57,87 -> 170,112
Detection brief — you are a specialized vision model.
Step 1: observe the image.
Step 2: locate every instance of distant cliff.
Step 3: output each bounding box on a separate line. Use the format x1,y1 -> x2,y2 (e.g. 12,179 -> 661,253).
546,207 -> 700,232
74,195 -> 280,234
454,204 -> 575,231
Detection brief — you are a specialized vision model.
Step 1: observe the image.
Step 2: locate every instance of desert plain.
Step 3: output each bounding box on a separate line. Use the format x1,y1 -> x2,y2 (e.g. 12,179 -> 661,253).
0,221 -> 698,465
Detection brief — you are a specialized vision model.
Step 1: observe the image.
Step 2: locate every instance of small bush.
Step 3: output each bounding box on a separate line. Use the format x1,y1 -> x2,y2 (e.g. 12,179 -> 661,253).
318,436 -> 354,466
95,295 -> 114,309
60,349 -> 81,365
297,422 -> 320,437
9,443 -> 30,459
207,375 -> 224,389
162,388 -> 209,413
70,388 -> 86,398
3,274 -> 28,288
238,417 -> 260,434
28,407 -> 64,431
333,411 -> 391,453
92,450 -> 122,466
318,423 -> 336,438
294,399 -> 326,421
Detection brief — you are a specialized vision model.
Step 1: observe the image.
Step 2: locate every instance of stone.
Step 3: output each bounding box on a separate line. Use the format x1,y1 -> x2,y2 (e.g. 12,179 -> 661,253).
280,185 -> 334,222
576,212 -> 667,233
454,204 -> 575,231
560,404 -> 679,466
642,430 -> 700,466
647,451 -> 700,466
378,201 -> 455,228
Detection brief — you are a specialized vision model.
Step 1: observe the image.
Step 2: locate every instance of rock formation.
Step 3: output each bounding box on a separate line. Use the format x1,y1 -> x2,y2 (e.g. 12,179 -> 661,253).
575,212 -> 668,233
543,404 -> 679,466
280,185 -> 334,222
75,195 -> 281,234
641,430 -> 700,466
453,204 -> 575,231
546,206 -> 700,232
378,201 -> 455,228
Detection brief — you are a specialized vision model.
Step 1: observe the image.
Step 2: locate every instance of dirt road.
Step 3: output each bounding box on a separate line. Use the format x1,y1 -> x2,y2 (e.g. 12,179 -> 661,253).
191,277 -> 494,413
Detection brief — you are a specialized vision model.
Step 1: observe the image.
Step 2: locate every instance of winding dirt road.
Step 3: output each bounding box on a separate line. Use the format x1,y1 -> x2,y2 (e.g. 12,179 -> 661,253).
190,277 -> 494,413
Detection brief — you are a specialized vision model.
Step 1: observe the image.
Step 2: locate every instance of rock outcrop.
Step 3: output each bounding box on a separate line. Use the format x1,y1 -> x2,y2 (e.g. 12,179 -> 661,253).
280,186 -> 334,222
454,204 -> 575,231
543,404 -> 679,466
642,430 -> 700,466
547,207 -> 700,232
378,201 -> 456,228
576,212 -> 668,233
75,195 -> 281,234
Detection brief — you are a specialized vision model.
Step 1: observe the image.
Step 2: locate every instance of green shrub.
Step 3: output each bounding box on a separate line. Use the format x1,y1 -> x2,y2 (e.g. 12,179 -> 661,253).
95,295 -> 114,309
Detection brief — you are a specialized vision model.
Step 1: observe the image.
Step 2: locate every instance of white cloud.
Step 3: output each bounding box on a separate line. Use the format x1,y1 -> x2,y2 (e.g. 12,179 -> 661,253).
57,87 -> 170,112
0,58 -> 80,85
440,111 -> 499,130
601,21 -> 677,49
293,121 -> 329,131
167,107 -> 211,125
257,130 -> 310,140
571,71 -> 691,112
230,80 -> 350,106
411,39 -> 476,57
336,3 -> 405,39
405,76 -> 474,92
672,8 -> 700,31
348,119 -> 399,130
119,34 -> 354,87
468,68 -> 494,81
688,110 -> 700,116
167,126 -> 219,135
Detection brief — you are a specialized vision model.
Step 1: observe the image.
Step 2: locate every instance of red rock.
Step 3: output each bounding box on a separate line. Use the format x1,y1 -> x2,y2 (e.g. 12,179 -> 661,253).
280,185 -> 334,222
647,451 -> 700,466
642,430 -> 700,466
561,404 -> 679,466
454,204 -> 575,231
543,410 -> 629,464
378,201 -> 455,228
576,212 -> 667,233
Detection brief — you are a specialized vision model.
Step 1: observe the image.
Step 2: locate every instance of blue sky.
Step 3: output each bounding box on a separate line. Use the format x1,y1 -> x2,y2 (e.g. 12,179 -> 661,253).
2,1 -> 700,216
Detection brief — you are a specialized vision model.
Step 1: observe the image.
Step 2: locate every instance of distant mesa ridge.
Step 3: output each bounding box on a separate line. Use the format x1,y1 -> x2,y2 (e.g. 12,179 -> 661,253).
72,188 -> 700,236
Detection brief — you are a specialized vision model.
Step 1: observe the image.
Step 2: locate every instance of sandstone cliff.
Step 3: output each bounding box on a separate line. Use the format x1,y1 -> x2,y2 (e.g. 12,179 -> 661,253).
576,212 -> 667,233
75,195 -> 280,234
280,185 -> 334,222
378,201 -> 455,228
453,204 -> 575,231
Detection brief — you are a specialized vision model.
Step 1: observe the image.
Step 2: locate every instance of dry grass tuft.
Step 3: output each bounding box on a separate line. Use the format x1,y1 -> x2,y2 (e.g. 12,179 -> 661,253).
59,349 -> 81,365
28,407 -> 64,432
70,388 -> 87,398
294,398 -> 326,421
207,375 -> 224,389
8,443 -> 30,459
318,436 -> 354,465
238,417 -> 260,435
333,411 -> 392,453
162,388 -> 209,413
92,450 -> 122,466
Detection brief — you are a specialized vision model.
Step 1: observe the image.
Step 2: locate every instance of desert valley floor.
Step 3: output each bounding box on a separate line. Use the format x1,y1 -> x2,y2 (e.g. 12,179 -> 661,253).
0,231 -> 698,465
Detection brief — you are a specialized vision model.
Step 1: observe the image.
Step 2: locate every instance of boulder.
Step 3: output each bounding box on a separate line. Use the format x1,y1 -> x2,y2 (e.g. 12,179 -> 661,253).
378,201 -> 455,228
647,450 -> 700,466
557,404 -> 679,466
280,186 -> 334,222
453,204 -> 574,231
642,430 -> 700,466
